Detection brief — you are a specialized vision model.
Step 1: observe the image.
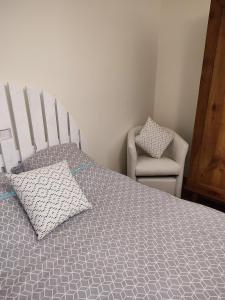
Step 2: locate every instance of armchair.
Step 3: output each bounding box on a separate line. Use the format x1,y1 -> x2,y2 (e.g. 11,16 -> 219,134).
127,126 -> 188,197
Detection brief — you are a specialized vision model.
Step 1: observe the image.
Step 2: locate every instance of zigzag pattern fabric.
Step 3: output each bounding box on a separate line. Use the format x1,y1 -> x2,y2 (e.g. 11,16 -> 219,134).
8,160 -> 92,239
135,117 -> 174,158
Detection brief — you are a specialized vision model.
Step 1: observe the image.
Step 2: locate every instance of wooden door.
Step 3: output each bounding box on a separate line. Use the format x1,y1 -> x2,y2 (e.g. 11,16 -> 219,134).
187,0 -> 225,202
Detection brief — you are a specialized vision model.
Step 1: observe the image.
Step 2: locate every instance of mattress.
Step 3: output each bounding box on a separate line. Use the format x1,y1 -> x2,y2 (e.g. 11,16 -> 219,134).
1,164 -> 225,299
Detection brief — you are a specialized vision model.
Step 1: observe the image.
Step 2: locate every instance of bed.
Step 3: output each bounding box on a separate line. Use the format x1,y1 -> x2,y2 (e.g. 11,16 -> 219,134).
1,84 -> 225,300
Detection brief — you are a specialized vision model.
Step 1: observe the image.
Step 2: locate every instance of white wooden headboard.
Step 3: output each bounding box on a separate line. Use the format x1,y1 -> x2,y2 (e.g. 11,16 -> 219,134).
0,83 -> 86,173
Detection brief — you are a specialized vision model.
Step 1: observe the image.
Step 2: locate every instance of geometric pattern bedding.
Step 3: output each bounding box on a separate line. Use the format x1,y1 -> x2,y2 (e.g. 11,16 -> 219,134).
1,164 -> 225,299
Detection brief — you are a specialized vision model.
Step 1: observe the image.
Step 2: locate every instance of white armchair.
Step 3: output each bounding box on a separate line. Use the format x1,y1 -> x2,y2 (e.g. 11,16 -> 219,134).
127,126 -> 189,197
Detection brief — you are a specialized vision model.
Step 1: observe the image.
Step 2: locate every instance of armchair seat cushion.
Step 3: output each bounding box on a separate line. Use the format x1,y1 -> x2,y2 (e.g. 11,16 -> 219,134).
135,155 -> 180,176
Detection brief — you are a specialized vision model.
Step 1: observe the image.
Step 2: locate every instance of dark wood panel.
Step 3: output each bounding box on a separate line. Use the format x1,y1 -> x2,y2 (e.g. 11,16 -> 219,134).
187,0 -> 225,203
182,178 -> 225,212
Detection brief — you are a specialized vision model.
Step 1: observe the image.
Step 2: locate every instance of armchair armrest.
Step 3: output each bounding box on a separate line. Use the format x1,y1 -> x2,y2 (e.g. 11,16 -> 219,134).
127,126 -> 142,179
170,132 -> 189,165
167,131 -> 189,197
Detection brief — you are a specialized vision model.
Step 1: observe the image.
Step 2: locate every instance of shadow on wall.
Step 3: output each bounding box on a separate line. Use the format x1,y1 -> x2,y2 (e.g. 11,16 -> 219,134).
120,32 -> 158,174
119,137 -> 128,175
176,16 -> 208,174
106,31 -> 158,174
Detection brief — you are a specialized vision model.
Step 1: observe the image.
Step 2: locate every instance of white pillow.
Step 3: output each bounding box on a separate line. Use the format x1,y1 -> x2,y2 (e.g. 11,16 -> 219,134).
135,117 -> 174,158
7,161 -> 92,239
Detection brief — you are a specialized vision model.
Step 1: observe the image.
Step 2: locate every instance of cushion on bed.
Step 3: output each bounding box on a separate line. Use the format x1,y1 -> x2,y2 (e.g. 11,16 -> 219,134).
11,142 -> 93,174
7,160 -> 92,240
135,117 -> 174,158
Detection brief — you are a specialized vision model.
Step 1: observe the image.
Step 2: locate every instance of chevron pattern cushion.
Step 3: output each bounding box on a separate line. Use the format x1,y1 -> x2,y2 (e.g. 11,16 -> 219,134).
7,161 -> 92,239
135,117 -> 174,158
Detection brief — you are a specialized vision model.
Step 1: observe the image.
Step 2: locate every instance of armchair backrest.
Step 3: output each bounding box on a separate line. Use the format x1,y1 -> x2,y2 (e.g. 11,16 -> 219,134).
132,126 -> 145,156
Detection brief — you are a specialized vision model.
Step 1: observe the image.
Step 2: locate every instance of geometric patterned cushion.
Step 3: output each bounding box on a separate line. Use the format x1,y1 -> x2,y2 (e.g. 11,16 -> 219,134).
135,117 -> 174,158
7,161 -> 92,240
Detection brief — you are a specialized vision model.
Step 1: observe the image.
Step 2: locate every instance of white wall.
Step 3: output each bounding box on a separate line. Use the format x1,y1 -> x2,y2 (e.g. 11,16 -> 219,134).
0,0 -> 211,173
0,0 -> 160,173
153,0 -> 211,170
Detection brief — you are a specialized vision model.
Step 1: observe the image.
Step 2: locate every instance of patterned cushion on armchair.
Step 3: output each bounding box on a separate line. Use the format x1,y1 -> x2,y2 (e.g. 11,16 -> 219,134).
135,117 -> 174,158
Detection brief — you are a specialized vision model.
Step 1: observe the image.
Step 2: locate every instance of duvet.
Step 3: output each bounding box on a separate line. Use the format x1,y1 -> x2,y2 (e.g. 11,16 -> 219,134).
1,163 -> 225,300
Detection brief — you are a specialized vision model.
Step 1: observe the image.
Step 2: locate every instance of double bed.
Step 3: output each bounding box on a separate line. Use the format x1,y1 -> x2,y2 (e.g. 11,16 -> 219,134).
0,85 -> 225,299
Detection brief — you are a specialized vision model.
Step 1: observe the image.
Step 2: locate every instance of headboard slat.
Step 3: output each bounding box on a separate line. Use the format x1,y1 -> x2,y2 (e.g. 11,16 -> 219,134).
69,114 -> 80,146
42,92 -> 59,147
56,101 -> 69,144
9,84 -> 34,161
26,87 -> 47,151
0,84 -> 19,171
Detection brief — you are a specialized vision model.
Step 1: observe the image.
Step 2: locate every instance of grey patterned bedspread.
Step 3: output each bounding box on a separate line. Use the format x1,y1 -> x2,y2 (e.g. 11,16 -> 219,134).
1,164 -> 225,300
